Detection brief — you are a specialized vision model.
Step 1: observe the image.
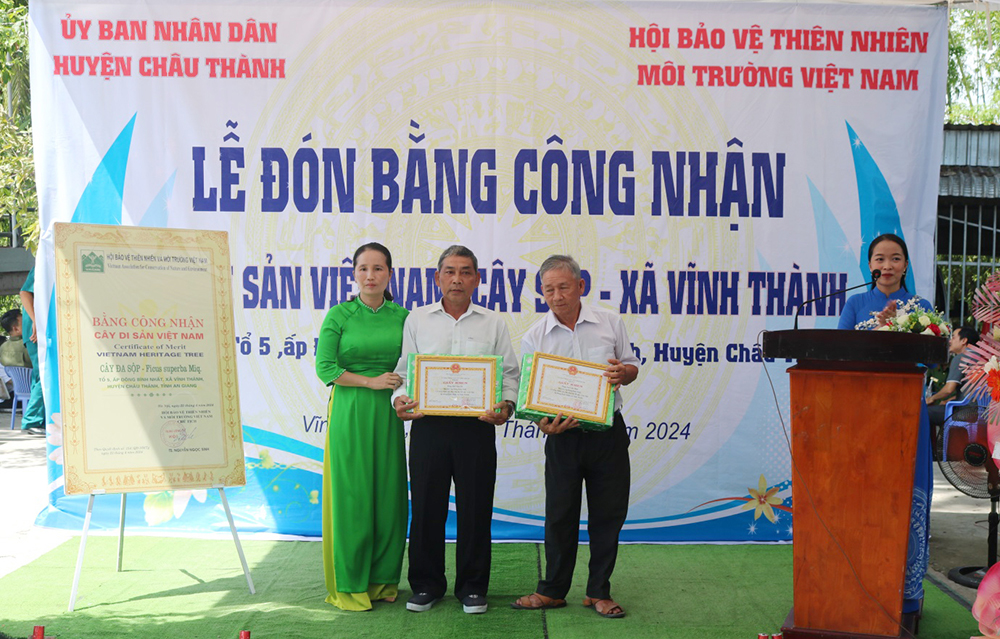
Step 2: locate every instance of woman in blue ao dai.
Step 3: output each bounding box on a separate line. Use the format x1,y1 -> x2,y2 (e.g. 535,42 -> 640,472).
838,233 -> 932,617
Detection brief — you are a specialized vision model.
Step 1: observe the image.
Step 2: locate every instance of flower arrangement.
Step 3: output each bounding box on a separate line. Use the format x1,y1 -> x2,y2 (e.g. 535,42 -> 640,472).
985,356 -> 1000,404
957,271 -> 1000,414
853,296 -> 952,337
972,270 -> 1000,326
955,270 -> 1000,636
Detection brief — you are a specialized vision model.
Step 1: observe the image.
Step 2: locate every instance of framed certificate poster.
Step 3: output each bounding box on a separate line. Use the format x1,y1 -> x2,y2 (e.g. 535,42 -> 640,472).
406,354 -> 502,417
54,223 -> 245,495
515,352 -> 615,431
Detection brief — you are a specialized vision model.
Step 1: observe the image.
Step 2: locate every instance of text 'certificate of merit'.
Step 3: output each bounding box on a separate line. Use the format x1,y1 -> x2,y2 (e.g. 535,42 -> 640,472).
408,354 -> 501,417
525,352 -> 612,424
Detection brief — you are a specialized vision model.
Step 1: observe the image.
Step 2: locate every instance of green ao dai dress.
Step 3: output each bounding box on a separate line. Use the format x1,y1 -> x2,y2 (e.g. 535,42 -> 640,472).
315,297 -> 408,610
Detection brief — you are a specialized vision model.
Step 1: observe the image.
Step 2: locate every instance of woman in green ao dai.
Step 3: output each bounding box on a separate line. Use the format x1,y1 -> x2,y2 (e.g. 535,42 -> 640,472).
315,242 -> 409,611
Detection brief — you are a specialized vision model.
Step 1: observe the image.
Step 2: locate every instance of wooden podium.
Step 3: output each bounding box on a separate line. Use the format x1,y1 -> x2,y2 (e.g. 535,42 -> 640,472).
762,330 -> 947,639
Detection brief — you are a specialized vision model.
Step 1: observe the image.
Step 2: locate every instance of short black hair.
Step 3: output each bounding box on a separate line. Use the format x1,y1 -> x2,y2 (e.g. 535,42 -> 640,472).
0,309 -> 20,335
956,325 -> 979,346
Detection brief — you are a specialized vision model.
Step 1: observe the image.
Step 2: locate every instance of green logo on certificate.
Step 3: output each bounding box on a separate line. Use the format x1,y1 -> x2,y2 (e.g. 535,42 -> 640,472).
81,251 -> 104,273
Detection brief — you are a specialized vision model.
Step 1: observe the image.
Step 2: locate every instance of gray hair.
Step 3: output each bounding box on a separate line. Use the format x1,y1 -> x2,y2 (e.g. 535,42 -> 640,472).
539,255 -> 582,280
437,245 -> 478,271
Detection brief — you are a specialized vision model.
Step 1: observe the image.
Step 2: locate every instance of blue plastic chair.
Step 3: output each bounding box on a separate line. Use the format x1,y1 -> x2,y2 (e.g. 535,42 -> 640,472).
942,392 -> 991,460
7,365 -> 32,430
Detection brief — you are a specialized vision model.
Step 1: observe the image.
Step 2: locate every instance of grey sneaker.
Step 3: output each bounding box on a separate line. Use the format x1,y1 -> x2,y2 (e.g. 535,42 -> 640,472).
406,592 -> 441,612
461,593 -> 488,614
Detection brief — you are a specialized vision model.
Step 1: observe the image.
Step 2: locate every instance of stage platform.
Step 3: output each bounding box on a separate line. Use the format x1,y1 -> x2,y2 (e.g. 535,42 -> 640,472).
0,426 -> 983,639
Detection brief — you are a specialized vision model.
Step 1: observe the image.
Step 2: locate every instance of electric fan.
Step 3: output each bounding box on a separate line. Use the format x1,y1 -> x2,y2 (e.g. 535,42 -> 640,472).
939,403 -> 1000,588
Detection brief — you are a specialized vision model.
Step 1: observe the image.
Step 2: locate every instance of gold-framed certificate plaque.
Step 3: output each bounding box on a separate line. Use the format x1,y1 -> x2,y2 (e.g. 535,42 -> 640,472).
53,223 -> 245,495
516,352 -> 615,431
406,354 -> 503,417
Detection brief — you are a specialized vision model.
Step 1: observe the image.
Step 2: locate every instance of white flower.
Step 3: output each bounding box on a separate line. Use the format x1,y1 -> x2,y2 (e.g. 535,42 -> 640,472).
921,328 -> 935,336
143,489 -> 208,526
172,489 -> 207,519
877,325 -> 893,331
986,356 -> 1000,374
47,412 -> 63,466
918,315 -> 932,327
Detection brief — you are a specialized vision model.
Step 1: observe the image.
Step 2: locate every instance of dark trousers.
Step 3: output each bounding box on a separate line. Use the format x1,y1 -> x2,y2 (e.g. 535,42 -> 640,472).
408,415 -> 497,599
928,404 -> 945,459
927,404 -> 945,428
537,413 -> 630,601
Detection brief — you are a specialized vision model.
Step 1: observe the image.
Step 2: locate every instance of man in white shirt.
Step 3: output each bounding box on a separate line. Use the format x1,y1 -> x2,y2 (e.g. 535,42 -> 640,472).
511,254 -> 638,619
391,245 -> 519,615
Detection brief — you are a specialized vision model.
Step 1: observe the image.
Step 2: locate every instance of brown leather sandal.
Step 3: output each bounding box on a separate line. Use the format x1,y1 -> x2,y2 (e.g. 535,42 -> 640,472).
583,597 -> 626,618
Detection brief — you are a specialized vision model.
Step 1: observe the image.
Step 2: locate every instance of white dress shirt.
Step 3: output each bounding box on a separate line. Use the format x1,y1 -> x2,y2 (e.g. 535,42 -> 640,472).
521,303 -> 640,412
392,301 -> 520,405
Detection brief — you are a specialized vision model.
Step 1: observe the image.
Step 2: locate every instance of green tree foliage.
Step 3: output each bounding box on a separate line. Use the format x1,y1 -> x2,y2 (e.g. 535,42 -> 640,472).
948,7 -> 1000,124
0,0 -> 34,252
0,115 -> 35,251
0,0 -> 28,126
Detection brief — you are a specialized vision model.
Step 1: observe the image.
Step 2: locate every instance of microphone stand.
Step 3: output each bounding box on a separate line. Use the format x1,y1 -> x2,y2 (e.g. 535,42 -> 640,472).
793,270 -> 880,330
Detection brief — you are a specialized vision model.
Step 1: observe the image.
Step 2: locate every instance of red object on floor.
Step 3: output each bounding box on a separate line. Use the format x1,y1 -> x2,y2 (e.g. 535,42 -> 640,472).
32,627 -> 44,639
239,632 -> 250,639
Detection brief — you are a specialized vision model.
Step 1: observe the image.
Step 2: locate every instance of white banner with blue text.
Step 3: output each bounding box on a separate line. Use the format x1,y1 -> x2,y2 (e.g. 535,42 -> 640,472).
29,0 -> 946,541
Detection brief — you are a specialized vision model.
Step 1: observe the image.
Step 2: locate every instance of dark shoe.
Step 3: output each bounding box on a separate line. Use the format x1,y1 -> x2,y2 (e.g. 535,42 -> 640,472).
406,592 -> 441,612
24,426 -> 45,436
461,593 -> 488,614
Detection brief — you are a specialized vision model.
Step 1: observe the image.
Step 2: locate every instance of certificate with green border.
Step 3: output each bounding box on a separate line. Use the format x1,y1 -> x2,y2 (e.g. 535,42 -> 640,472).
407,354 -> 502,417
516,352 -> 614,430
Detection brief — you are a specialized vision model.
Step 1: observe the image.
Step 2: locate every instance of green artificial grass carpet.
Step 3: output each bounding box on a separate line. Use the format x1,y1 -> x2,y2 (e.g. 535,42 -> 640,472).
0,537 -> 980,639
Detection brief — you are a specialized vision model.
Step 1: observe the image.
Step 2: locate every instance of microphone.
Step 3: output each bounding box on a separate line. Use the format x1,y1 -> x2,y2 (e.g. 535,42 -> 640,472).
793,269 -> 882,330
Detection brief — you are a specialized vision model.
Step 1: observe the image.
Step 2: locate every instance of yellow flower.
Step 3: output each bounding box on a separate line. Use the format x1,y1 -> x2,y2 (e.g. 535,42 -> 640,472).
742,474 -> 783,523
259,449 -> 275,469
